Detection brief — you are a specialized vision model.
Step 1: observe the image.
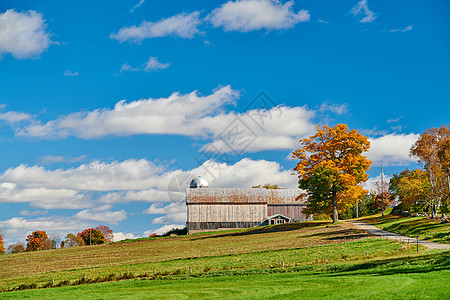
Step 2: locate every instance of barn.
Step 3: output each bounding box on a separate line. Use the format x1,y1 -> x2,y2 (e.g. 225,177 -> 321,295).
186,176 -> 311,234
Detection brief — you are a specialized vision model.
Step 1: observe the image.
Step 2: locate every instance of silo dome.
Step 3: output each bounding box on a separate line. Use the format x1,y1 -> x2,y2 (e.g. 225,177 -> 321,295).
190,176 -> 209,188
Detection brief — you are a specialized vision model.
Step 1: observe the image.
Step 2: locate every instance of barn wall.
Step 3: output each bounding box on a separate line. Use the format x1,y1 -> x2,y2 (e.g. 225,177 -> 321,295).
188,204 -> 267,222
267,204 -> 311,222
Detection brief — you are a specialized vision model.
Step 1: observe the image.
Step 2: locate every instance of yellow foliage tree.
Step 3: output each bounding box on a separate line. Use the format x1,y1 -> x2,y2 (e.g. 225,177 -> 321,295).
293,124 -> 372,223
410,125 -> 450,216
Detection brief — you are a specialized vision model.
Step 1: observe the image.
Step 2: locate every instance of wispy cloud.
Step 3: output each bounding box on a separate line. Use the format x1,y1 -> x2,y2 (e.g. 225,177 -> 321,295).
130,0 -> 145,13
351,0 -> 377,23
318,19 -> 329,24
209,0 -> 310,32
110,11 -> 202,43
390,25 -> 413,33
63,70 -> 79,77
0,111 -> 31,123
387,116 -> 403,123
318,101 -> 349,115
0,9 -> 53,59
120,57 -> 170,73
38,155 -> 88,165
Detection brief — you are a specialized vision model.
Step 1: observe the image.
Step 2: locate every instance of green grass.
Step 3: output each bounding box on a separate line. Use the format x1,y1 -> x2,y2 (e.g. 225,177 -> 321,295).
356,213 -> 450,244
3,262 -> 449,299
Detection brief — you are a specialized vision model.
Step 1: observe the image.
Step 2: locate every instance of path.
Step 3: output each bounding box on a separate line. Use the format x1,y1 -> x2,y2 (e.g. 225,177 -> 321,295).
346,220 -> 450,250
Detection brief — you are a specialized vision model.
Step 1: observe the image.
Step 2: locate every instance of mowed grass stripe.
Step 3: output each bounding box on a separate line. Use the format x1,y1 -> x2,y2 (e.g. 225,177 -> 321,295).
3,268 -> 449,299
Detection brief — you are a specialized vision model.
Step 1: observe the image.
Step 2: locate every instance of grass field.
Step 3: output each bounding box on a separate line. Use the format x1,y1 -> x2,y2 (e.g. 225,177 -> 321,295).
3,261 -> 449,299
1,220 -> 448,298
356,213 -> 450,244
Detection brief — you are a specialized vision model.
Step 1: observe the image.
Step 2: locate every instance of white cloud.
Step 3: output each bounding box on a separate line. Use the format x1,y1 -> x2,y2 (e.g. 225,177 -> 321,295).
110,11 -> 202,43
351,0 -> 377,23
144,57 -> 170,71
63,70 -> 79,77
0,216 -> 89,244
0,159 -> 165,191
361,174 -> 390,193
15,86 -> 316,154
113,232 -> 137,241
120,63 -> 139,73
367,133 -> 419,166
0,9 -> 52,59
390,25 -> 413,33
145,224 -> 185,236
19,210 -> 48,216
120,57 -> 170,73
74,208 -> 127,224
318,19 -> 329,24
17,86 -> 240,139
209,0 -> 310,32
0,111 -> 31,123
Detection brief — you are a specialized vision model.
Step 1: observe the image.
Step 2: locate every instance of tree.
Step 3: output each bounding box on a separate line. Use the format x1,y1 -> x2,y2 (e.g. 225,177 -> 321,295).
7,242 -> 25,254
63,233 -> 85,247
95,225 -> 114,243
26,231 -> 49,251
397,169 -> 430,210
438,137 -> 450,213
410,125 -> 450,217
77,228 -> 105,245
0,234 -> 4,254
252,184 -> 282,189
293,124 -> 372,223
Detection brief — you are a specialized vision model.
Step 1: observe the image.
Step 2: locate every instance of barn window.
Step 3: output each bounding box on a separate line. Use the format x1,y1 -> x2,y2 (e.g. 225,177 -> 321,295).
276,219 -> 285,224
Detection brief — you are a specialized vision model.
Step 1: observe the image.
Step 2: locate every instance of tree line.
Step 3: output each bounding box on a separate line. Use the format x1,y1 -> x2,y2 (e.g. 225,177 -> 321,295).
0,225 -> 113,254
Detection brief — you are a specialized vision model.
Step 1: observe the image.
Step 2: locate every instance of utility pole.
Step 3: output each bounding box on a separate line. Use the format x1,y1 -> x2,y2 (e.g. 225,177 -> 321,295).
381,164 -> 384,217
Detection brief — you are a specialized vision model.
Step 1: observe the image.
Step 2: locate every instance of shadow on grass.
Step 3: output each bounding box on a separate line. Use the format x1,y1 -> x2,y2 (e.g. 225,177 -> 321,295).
189,222 -> 331,241
299,228 -> 368,241
324,251 -> 450,277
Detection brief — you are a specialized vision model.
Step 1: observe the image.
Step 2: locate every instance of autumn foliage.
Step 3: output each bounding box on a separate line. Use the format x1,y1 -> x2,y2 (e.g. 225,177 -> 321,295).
410,124 -> 450,216
26,231 -> 49,251
293,124 -> 372,223
0,234 -> 4,254
95,225 -> 114,243
77,228 -> 105,245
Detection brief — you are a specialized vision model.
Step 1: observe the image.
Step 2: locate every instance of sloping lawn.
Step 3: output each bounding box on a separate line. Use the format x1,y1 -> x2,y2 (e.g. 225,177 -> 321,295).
356,213 -> 450,244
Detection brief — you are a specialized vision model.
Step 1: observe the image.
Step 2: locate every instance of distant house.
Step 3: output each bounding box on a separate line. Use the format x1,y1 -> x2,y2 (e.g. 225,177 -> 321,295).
186,176 -> 311,234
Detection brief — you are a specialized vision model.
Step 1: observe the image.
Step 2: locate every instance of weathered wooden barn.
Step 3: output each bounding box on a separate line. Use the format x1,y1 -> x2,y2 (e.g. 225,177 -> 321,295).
186,177 -> 311,234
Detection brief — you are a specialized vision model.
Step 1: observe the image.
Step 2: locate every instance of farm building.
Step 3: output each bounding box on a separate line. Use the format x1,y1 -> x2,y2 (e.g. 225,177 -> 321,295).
186,176 -> 311,234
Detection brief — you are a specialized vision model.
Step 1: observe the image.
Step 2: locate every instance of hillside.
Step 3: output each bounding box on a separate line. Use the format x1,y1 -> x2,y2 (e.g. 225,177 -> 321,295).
0,220 -> 448,296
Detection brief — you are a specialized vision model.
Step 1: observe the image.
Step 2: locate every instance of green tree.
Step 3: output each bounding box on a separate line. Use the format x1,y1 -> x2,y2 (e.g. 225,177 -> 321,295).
293,124 -> 372,223
252,184 -> 282,189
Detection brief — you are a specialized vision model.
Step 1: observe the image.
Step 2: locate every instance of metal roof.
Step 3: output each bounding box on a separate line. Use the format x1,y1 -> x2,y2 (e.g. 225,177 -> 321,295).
186,188 -> 306,204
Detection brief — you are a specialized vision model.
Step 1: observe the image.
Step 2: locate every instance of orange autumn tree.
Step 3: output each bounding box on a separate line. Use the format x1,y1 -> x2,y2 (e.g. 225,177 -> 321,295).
293,124 -> 372,223
0,233 -> 5,254
26,231 -> 49,251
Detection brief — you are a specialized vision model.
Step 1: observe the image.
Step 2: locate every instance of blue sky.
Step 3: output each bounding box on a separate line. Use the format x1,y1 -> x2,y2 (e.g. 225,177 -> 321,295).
0,0 -> 449,244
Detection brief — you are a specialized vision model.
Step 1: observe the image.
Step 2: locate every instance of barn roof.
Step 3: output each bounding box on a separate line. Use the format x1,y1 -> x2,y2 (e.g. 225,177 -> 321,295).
186,188 -> 306,204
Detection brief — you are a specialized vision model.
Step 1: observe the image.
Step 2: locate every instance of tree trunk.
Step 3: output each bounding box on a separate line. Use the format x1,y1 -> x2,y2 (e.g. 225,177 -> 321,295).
332,189 -> 338,223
